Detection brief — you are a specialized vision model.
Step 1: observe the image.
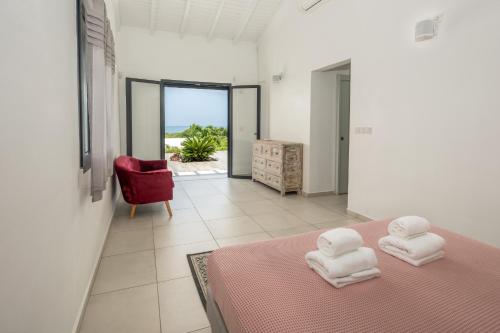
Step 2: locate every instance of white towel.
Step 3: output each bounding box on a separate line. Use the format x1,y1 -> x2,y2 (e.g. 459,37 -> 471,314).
305,247 -> 378,279
388,216 -> 430,239
380,247 -> 444,267
308,261 -> 381,288
378,233 -> 445,260
317,228 -> 363,257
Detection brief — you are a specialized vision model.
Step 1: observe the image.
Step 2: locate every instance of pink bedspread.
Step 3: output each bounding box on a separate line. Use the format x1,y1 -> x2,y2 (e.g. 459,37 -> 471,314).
207,220 -> 500,333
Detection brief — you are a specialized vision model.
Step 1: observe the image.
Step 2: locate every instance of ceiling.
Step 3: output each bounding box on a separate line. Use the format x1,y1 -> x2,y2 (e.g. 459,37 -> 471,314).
114,0 -> 282,42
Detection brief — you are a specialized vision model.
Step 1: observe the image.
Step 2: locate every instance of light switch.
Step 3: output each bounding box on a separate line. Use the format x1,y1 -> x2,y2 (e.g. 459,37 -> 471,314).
355,127 -> 373,135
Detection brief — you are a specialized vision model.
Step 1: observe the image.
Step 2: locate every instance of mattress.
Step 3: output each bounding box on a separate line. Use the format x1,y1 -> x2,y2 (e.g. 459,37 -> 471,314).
207,220 -> 500,333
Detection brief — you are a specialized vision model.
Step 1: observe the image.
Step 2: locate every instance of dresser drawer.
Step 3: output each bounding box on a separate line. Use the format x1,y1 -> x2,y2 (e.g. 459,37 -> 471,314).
265,159 -> 282,175
252,168 -> 265,181
268,145 -> 283,161
262,144 -> 271,157
284,174 -> 301,188
253,143 -> 264,156
253,156 -> 266,170
265,173 -> 282,188
285,163 -> 301,174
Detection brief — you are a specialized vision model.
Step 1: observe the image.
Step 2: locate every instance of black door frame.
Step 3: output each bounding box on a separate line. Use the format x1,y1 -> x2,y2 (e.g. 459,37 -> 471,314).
229,85 -> 261,179
126,78 -> 261,178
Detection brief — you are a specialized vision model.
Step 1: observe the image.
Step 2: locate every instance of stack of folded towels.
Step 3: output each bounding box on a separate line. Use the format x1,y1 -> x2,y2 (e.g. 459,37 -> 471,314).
378,216 -> 445,266
305,228 -> 380,288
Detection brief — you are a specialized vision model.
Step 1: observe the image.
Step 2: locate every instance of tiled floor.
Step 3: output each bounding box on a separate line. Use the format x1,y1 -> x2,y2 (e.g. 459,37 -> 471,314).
79,178 -> 363,333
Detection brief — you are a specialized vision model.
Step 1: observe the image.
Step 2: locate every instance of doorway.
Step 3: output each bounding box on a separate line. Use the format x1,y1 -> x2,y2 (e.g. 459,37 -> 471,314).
309,61 -> 351,196
125,78 -> 260,179
161,81 -> 230,177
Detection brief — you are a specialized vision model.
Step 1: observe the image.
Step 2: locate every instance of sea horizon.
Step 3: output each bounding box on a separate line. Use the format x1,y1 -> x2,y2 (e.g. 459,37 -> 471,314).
165,125 -> 227,133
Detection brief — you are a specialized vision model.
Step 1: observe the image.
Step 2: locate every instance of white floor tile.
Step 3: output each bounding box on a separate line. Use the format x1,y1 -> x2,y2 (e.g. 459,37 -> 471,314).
103,229 -> 154,256
92,251 -> 156,295
196,203 -> 246,221
152,208 -> 203,227
155,241 -> 218,282
158,277 -> 209,333
216,232 -> 272,247
251,211 -> 311,231
80,285 -> 160,333
268,225 -> 317,238
236,200 -> 286,215
110,214 -> 153,233
205,216 -> 264,238
154,223 -> 213,248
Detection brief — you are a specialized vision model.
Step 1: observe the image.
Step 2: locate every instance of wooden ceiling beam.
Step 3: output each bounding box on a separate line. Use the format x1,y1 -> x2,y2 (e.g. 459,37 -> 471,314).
208,0 -> 226,40
179,0 -> 192,37
149,0 -> 158,34
233,0 -> 259,43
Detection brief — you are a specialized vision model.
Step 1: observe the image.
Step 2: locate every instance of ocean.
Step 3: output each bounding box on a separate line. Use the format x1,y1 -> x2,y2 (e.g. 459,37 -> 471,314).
165,126 -> 190,133
165,125 -> 227,133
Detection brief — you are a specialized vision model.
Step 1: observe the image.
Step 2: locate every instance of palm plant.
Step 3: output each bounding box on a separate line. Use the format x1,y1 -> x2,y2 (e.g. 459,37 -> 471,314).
180,136 -> 217,162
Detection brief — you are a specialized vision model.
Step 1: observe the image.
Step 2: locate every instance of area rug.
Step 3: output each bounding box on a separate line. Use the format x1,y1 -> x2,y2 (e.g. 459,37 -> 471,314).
187,251 -> 213,310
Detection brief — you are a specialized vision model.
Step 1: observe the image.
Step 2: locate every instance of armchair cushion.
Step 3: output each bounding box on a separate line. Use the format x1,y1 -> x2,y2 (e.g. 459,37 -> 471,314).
114,156 -> 174,205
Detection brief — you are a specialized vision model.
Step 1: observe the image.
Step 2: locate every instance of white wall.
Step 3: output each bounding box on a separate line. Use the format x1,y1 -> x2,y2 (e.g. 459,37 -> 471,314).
0,1 -> 120,332
116,27 -> 259,154
258,0 -> 500,246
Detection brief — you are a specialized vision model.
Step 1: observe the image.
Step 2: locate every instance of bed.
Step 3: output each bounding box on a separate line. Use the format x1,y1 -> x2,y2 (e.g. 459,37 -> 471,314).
207,220 -> 500,333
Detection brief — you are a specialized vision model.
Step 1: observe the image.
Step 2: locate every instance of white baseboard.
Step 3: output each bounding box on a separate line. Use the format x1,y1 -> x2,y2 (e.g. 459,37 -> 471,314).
71,196 -> 118,333
302,190 -> 336,197
346,208 -> 373,222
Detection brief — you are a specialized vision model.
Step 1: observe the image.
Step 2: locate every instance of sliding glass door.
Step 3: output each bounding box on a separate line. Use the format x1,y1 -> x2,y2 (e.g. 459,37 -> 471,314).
229,85 -> 261,178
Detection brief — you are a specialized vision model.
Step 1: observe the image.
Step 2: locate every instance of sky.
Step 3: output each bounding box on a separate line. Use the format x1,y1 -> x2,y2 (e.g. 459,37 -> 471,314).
164,87 -> 228,128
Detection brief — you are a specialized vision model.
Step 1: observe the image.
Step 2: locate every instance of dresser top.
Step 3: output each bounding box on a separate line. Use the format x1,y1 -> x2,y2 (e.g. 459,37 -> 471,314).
256,139 -> 302,145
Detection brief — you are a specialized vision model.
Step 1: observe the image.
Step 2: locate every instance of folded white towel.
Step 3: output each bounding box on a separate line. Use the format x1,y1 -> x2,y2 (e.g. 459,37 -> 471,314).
308,261 -> 381,288
305,247 -> 378,279
317,228 -> 363,257
380,247 -> 444,267
378,233 -> 445,260
388,216 -> 430,239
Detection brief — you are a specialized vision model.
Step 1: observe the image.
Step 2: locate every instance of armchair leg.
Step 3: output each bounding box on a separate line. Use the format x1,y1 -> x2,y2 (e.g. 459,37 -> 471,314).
129,205 -> 137,219
164,201 -> 173,217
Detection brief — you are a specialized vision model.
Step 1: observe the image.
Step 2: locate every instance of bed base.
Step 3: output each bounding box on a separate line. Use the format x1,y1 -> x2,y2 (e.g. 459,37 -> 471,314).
207,286 -> 229,333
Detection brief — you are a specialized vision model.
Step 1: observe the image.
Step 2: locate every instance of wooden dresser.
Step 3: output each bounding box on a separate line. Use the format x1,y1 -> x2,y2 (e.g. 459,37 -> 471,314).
252,140 -> 303,196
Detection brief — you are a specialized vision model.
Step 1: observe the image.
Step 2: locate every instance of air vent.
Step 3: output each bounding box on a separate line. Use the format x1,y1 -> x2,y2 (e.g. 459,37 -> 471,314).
301,0 -> 323,11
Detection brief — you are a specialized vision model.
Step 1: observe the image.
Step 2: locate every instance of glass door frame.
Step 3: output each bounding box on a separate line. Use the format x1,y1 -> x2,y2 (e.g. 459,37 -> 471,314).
229,85 -> 261,179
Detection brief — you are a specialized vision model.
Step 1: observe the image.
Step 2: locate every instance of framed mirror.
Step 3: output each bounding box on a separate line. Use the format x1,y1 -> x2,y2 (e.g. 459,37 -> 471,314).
77,0 -> 91,171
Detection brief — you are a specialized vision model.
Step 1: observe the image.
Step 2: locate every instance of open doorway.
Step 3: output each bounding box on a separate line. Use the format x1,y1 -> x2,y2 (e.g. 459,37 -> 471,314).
125,78 -> 261,179
162,82 -> 229,177
309,61 -> 351,197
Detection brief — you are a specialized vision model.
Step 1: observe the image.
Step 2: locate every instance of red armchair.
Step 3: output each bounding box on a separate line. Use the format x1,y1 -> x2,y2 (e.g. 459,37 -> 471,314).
114,156 -> 174,218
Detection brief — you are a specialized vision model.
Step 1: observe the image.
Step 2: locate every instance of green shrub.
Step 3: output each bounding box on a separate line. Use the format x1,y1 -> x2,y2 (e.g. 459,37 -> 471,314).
181,136 -> 217,162
214,136 -> 228,151
165,124 -> 228,152
165,145 -> 182,154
